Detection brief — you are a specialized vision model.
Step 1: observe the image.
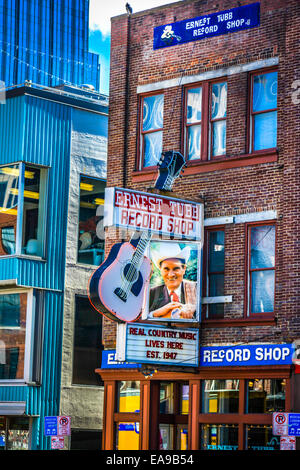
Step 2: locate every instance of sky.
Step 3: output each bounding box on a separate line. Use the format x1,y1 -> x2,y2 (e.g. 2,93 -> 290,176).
88,0 -> 180,94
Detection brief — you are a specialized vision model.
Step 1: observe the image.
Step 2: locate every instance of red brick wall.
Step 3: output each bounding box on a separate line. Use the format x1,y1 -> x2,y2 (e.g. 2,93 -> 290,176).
103,0 -> 300,348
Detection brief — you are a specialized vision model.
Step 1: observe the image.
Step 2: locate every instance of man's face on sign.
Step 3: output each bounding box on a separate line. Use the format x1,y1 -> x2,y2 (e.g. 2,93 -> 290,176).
160,258 -> 186,291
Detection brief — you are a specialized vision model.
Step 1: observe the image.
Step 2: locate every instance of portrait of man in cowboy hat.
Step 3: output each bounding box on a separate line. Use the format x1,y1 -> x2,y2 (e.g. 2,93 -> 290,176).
148,241 -> 198,321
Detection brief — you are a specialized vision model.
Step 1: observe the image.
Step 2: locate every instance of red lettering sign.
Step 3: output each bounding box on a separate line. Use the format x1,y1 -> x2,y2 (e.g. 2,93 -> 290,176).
107,187 -> 203,240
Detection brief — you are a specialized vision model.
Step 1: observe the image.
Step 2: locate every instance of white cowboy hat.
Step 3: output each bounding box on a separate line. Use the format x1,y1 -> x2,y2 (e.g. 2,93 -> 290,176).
151,242 -> 191,269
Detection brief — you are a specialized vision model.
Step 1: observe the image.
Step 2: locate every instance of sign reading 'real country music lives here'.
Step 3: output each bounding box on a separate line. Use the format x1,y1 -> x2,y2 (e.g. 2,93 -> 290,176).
117,323 -> 199,368
153,3 -> 260,50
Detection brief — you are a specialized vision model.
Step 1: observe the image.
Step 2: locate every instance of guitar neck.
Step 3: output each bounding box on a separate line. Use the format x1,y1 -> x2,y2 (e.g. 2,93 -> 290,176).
164,174 -> 174,191
131,231 -> 152,266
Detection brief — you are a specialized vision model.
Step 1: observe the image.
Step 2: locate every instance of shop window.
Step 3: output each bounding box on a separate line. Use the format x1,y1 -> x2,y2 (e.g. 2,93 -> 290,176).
116,422 -> 140,450
160,382 -> 174,414
117,381 -> 140,413
0,163 -> 47,258
0,164 -> 18,255
0,416 -> 30,450
115,381 -> 140,450
0,289 -> 41,382
202,380 -> 239,413
204,229 -> 225,319
201,424 -> 238,451
159,424 -> 174,450
139,93 -> 164,168
157,382 -> 189,450
0,416 -> 4,449
180,383 -> 189,415
177,424 -> 188,450
78,176 -> 105,266
72,295 -> 103,386
247,223 -> 276,316
246,379 -> 286,413
184,81 -> 227,161
249,70 -> 278,152
246,425 -> 280,451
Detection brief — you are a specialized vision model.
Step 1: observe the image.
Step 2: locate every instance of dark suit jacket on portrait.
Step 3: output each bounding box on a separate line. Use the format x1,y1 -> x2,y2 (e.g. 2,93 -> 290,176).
149,280 -> 197,317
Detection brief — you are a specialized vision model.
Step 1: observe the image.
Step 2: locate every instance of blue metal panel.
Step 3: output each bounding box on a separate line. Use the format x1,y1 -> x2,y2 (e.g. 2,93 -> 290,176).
33,290 -> 63,450
0,95 -> 71,290
0,95 -> 25,163
17,95 -> 71,291
0,385 -> 28,402
0,257 -> 18,282
0,290 -> 63,450
0,91 -> 107,449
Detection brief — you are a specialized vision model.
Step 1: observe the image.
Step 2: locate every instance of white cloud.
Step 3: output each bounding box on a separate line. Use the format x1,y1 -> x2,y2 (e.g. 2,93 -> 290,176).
89,0 -> 180,37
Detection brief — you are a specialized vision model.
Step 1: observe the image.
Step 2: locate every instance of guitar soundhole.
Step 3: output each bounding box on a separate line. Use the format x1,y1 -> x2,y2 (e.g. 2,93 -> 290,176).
123,263 -> 138,282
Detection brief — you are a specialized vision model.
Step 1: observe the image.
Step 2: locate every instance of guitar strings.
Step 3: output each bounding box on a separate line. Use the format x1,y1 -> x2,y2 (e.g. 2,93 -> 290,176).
119,231 -> 151,297
121,233 -> 149,292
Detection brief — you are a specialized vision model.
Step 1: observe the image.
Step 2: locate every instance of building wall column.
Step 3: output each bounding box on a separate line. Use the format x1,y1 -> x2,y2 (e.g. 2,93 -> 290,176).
189,380 -> 200,450
102,381 -> 115,450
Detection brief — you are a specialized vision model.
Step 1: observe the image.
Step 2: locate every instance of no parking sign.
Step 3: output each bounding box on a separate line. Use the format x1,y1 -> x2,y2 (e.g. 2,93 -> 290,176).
58,416 -> 71,436
44,416 -> 71,437
272,412 -> 288,436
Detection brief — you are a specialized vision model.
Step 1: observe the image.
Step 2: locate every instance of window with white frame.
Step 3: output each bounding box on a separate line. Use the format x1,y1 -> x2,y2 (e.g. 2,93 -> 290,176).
249,70 -> 278,152
0,163 -> 48,258
184,80 -> 227,161
247,223 -> 276,316
139,93 -> 164,168
204,228 -> 225,319
78,176 -> 105,266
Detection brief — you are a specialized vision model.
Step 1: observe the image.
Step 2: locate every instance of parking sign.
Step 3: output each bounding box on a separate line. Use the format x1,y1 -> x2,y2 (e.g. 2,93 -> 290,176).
272,412 -> 289,436
44,416 -> 71,437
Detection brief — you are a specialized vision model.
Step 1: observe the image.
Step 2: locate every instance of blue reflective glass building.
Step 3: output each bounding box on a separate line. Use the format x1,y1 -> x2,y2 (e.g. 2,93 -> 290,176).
0,0 -> 100,90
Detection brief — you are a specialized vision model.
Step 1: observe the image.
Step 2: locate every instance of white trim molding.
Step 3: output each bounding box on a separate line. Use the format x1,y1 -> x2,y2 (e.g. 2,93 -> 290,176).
204,210 -> 277,227
202,296 -> 233,304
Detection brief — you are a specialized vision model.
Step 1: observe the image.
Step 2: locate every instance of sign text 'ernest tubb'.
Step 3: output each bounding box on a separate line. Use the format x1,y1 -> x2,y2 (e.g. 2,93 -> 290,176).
104,187 -> 203,240
153,3 -> 260,50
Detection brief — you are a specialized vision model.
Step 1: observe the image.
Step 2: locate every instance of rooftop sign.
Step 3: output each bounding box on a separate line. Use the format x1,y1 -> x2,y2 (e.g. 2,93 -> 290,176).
153,3 -> 260,50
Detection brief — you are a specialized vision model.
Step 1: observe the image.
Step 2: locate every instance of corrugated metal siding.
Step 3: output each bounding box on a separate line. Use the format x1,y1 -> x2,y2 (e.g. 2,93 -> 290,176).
0,95 -> 71,290
0,385 -> 28,402
0,290 -> 63,450
17,95 -> 71,291
0,94 -> 70,450
0,257 -> 18,282
33,290 -> 63,450
0,95 -> 25,163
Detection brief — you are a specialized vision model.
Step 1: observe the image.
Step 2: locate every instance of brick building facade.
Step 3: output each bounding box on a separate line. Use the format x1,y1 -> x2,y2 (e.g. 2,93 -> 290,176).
97,0 -> 300,451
